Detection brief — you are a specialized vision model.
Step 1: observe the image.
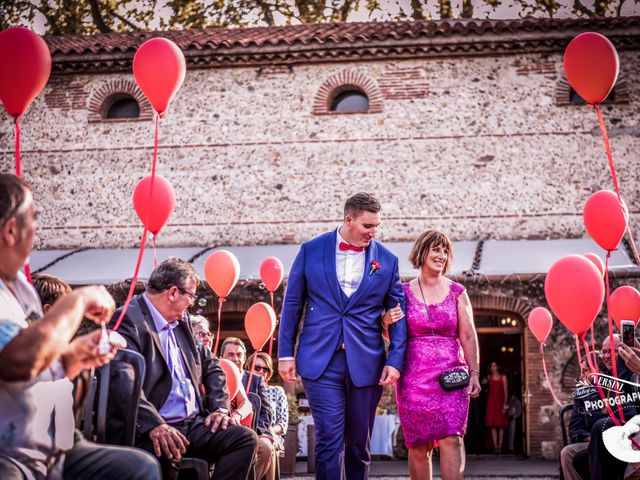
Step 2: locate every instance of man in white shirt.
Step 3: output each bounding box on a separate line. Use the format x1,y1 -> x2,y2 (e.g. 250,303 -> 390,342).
0,173 -> 160,480
278,192 -> 407,480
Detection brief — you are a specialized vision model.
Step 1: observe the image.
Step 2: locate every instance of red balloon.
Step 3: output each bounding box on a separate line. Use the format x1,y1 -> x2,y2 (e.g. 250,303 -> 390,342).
544,254 -> 604,336
0,27 -> 51,117
583,253 -> 605,278
611,286 -> 640,330
132,175 -> 175,235
528,307 -> 553,344
583,190 -> 627,252
260,257 -> 284,293
133,38 -> 186,114
219,358 -> 241,399
204,250 -> 240,298
564,32 -> 619,105
245,302 -> 276,351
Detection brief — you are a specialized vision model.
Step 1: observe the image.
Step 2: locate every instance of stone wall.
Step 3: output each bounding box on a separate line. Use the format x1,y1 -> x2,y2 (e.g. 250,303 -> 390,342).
0,51 -> 638,249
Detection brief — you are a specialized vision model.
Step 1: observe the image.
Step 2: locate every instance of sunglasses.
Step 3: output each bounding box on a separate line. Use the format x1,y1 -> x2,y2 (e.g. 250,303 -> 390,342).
253,365 -> 271,374
195,331 -> 214,339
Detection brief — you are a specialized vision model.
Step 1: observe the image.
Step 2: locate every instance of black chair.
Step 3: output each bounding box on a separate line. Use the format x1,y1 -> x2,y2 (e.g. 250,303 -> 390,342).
82,348 -> 145,445
560,403 -> 573,448
82,348 -> 210,479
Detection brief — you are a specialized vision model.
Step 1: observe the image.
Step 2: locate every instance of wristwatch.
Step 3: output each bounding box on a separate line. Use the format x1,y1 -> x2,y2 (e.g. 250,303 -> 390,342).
216,407 -> 230,415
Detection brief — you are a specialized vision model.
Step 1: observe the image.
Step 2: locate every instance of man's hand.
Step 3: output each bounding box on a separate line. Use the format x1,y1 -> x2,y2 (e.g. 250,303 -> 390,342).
379,366 -> 400,385
382,304 -> 404,327
77,286 -> 116,325
618,344 -> 640,375
204,411 -> 232,433
149,424 -> 189,461
61,330 -> 118,379
279,359 -> 297,383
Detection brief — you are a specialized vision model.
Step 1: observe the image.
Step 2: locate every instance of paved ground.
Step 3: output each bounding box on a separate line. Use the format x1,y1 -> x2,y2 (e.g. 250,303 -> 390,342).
284,457 -> 560,479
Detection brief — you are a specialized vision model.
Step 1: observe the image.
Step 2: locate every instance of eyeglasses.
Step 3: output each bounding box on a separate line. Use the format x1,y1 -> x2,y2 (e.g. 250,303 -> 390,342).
175,286 -> 198,302
195,331 -> 214,339
253,365 -> 271,374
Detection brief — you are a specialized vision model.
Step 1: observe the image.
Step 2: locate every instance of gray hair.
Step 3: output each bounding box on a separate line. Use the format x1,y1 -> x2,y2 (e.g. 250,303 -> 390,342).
190,314 -> 209,330
147,257 -> 198,294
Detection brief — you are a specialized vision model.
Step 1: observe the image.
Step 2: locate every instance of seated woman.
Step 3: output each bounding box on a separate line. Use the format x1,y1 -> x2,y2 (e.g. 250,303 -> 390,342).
246,351 -> 288,451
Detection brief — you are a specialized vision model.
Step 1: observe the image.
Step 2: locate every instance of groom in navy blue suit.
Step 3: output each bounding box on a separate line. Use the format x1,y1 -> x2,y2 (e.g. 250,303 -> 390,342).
278,192 -> 407,480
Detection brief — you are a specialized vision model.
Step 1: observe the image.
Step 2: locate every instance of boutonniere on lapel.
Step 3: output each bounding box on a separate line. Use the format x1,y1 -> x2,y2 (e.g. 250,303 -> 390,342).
369,259 -> 381,275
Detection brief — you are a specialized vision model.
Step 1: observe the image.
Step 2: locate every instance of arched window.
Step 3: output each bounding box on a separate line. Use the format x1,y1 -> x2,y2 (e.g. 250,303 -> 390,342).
313,71 -> 383,115
104,95 -> 140,119
106,97 -> 140,119
569,87 -> 616,105
330,90 -> 369,112
88,80 -> 152,123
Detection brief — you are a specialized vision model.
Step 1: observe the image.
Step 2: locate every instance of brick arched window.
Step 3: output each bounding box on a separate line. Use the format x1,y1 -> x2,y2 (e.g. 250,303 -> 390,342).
313,71 -> 383,115
89,80 -> 153,122
556,77 -> 630,106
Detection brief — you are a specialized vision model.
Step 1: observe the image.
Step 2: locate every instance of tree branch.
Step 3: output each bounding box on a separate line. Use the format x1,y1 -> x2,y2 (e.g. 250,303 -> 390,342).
87,0 -> 111,33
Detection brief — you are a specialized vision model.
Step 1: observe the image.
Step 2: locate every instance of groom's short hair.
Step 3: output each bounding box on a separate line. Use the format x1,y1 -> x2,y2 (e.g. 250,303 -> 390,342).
344,192 -> 381,218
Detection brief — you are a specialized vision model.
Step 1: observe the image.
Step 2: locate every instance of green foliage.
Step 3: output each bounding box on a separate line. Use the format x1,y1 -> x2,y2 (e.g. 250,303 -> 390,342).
286,392 -> 300,424
3,0 -> 638,35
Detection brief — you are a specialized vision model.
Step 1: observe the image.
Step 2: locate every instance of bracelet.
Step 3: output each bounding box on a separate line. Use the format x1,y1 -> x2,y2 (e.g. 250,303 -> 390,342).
470,369 -> 479,376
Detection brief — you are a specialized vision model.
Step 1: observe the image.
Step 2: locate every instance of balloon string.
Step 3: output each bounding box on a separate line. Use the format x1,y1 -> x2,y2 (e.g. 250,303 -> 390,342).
246,353 -> 259,395
593,104 -> 621,202
268,292 -> 275,357
152,112 -> 159,178
14,116 -> 21,176
112,227 -> 148,331
13,117 -> 32,284
540,344 -> 563,407
213,297 -> 225,355
589,324 -> 598,371
153,235 -> 157,268
575,334 -> 582,366
604,251 -> 626,422
627,227 -> 640,266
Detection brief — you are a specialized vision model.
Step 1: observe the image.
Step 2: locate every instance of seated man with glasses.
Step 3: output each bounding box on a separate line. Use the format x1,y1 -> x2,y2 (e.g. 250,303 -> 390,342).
221,337 -> 274,480
107,258 -> 257,480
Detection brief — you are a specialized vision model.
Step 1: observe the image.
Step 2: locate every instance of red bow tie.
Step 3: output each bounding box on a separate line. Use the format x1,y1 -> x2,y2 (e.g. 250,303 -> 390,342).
339,242 -> 364,252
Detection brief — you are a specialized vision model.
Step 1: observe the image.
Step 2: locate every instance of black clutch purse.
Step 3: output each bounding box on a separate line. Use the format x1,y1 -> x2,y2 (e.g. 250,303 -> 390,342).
439,368 -> 470,391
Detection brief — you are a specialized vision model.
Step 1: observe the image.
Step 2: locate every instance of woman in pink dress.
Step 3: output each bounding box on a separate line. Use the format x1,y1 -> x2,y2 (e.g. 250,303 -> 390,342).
395,230 -> 481,480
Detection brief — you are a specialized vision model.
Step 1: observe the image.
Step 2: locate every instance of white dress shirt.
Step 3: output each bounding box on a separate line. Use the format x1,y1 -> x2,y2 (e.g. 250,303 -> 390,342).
278,229 -> 366,361
336,229 -> 365,297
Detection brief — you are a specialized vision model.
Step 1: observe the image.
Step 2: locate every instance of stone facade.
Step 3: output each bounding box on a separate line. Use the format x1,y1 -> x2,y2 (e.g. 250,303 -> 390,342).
1,18 -> 639,458
1,48 -> 638,250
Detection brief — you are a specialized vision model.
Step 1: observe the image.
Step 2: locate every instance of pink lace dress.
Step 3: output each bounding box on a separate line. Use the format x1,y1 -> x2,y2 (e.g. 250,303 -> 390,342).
396,281 -> 469,447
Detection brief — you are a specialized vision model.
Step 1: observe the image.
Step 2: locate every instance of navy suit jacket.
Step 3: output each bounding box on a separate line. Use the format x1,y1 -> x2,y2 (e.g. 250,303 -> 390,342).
106,295 -> 230,445
278,230 -> 407,387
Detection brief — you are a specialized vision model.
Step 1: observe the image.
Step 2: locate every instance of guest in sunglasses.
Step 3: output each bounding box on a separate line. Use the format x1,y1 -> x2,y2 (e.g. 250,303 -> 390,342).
247,351 -> 289,456
190,314 -> 214,351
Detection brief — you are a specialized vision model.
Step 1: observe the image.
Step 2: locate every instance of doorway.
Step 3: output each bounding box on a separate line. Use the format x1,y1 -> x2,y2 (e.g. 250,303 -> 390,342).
464,312 -> 526,456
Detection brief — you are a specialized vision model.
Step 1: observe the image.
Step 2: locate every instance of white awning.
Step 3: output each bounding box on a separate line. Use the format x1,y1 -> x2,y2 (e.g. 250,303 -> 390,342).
28,238 -> 638,286
479,239 -> 635,276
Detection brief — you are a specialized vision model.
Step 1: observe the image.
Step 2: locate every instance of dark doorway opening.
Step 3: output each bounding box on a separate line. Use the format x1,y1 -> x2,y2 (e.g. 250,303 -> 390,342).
465,313 -> 525,456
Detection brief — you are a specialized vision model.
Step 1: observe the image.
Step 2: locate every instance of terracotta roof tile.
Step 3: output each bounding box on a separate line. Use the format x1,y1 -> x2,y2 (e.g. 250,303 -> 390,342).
45,17 -> 639,56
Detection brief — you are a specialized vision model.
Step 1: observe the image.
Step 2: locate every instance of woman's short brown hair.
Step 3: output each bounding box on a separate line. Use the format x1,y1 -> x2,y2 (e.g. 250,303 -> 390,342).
246,351 -> 274,381
408,230 -> 453,274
